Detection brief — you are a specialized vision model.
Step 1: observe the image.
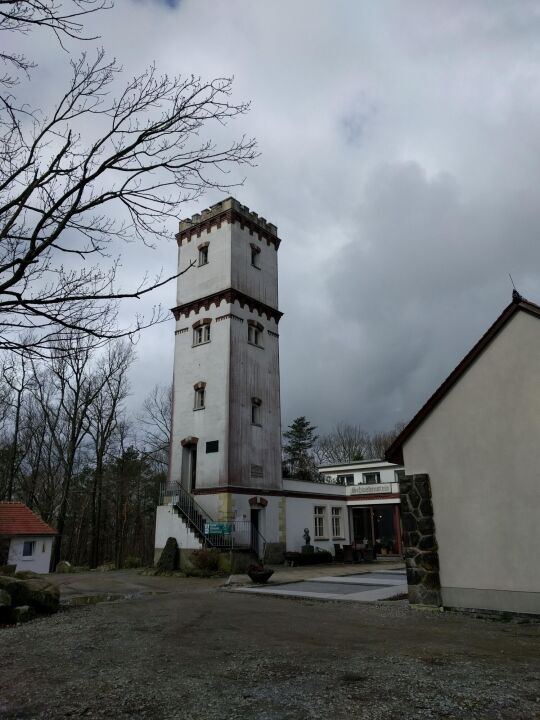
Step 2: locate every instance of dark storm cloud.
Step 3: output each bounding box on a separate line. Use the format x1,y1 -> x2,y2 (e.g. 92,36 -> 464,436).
21,0 -> 540,430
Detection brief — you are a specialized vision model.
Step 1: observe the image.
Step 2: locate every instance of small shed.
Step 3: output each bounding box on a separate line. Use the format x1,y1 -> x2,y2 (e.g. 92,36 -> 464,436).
0,502 -> 57,573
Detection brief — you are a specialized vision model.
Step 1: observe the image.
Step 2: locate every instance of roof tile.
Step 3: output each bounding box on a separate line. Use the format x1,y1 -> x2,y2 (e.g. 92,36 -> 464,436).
0,502 -> 57,537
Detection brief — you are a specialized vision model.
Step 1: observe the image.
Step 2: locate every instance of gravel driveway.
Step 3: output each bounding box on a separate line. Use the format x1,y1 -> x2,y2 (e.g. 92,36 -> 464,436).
1,571 -> 539,719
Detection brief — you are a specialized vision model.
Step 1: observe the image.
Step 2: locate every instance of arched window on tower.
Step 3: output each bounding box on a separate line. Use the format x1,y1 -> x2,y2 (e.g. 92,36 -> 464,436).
198,242 -> 209,266
193,318 -> 211,346
194,381 -> 206,410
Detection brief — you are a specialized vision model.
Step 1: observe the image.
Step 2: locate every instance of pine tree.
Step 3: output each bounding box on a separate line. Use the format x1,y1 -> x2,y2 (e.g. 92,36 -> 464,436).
283,417 -> 319,481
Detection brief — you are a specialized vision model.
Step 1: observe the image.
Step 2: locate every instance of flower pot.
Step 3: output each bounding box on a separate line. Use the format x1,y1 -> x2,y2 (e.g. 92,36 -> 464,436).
247,569 -> 274,584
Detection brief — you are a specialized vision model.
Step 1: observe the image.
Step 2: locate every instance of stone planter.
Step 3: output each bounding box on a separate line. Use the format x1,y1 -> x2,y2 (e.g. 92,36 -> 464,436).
247,569 -> 274,584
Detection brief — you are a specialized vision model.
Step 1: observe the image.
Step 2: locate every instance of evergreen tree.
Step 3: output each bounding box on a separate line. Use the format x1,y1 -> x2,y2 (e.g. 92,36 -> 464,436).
283,416 -> 319,481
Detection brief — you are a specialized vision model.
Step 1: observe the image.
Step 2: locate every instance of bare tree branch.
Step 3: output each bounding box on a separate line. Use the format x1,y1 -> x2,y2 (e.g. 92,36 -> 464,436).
0,3 -> 258,357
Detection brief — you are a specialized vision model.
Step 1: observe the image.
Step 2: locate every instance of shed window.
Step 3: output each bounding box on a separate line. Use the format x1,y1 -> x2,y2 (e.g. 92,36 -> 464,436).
23,541 -> 35,557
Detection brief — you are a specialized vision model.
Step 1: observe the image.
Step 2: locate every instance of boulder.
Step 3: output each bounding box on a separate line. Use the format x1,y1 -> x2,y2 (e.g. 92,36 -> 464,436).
0,575 -> 31,606
0,574 -> 59,613
96,563 -> 116,572
11,605 -> 36,624
24,578 -> 60,613
55,560 -> 72,573
15,570 -> 42,580
156,537 -> 179,573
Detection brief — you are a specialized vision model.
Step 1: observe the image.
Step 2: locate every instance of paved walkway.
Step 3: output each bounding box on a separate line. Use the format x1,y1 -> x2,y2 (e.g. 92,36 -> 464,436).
233,567 -> 407,602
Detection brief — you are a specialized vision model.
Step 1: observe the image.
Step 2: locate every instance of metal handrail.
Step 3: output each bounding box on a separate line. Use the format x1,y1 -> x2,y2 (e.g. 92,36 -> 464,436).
174,482 -> 213,544
160,481 -> 268,558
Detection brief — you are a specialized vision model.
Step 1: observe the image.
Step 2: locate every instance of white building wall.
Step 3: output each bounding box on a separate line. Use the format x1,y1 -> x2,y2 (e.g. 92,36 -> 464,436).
169,300 -> 231,490
285,496 -> 350,553
169,199 -> 282,494
154,506 -> 203,553
176,224 -> 232,305
8,536 -> 53,573
319,461 -> 402,486
228,303 -> 282,490
230,223 -> 278,308
402,310 -> 540,615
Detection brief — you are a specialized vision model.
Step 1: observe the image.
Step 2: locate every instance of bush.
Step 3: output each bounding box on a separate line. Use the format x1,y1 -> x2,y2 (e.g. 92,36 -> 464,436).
190,548 -> 220,573
123,556 -> 142,569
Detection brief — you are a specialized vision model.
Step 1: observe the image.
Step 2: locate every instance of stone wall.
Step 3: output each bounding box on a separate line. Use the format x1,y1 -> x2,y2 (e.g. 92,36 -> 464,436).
399,473 -> 442,606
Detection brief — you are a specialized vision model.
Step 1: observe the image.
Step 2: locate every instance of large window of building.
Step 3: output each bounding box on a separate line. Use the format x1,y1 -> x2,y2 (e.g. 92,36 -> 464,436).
363,472 -> 381,485
337,474 -> 355,485
331,507 -> 343,538
314,506 -> 326,538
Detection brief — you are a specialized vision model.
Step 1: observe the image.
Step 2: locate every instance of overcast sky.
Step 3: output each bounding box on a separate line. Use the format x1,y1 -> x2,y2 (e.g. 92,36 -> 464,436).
18,1 -> 540,433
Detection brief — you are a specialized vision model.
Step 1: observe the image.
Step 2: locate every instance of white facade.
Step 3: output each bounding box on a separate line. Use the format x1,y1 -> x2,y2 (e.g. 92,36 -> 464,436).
283,460 -> 402,554
319,459 -> 403,489
397,304 -> 540,615
156,198 -> 404,564
7,535 -> 54,573
155,506 -> 202,552
168,198 -> 282,500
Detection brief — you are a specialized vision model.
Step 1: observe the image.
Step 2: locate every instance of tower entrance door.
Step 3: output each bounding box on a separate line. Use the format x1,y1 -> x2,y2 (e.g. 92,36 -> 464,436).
180,439 -> 198,492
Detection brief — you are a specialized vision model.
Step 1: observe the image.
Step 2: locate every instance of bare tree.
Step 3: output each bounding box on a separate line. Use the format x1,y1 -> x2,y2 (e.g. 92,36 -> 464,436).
314,423 -> 371,465
139,384 -> 172,471
2,353 -> 29,499
87,340 -> 133,567
30,333 -> 118,568
0,2 -> 257,356
368,423 -> 405,460
0,0 -> 109,86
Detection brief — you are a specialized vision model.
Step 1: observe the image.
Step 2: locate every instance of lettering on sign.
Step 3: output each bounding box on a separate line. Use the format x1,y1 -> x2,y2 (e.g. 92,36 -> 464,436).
351,484 -> 392,495
204,522 -> 232,536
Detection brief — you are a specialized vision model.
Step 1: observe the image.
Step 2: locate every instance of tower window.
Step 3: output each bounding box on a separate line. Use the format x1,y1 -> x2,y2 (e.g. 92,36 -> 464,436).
193,319 -> 211,346
250,244 -> 261,268
198,243 -> 209,266
251,397 -> 262,425
194,382 -> 206,410
247,321 -> 264,348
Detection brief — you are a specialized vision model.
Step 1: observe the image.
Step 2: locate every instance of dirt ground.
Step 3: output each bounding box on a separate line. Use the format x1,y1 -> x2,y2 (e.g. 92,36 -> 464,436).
1,570 -> 539,720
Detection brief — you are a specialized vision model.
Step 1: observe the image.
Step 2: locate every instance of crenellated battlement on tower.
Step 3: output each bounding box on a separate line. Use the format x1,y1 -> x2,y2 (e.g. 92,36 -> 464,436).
177,197 -> 280,248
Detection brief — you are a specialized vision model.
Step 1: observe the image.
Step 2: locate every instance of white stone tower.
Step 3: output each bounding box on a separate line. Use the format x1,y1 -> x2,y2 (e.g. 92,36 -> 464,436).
168,198 -> 283,526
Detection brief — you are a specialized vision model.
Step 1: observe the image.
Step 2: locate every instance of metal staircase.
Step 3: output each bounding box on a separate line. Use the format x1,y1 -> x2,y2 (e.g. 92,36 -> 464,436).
166,482 -> 266,558
173,483 -> 211,546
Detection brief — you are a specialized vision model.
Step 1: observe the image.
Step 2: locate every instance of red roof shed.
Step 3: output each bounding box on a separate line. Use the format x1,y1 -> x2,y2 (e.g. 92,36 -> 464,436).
0,502 -> 57,537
